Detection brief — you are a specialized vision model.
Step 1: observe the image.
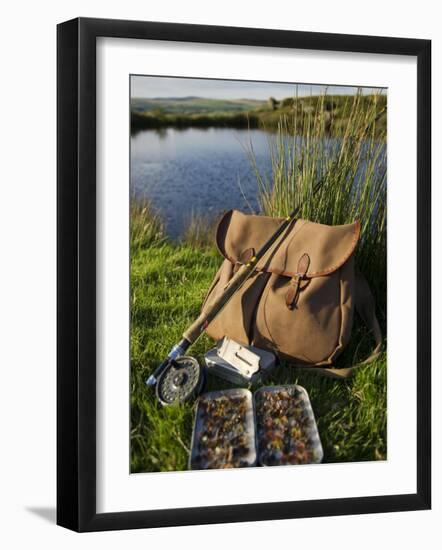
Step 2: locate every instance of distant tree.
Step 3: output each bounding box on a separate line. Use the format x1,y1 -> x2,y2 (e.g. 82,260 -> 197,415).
268,97 -> 279,111
280,97 -> 295,108
152,107 -> 166,118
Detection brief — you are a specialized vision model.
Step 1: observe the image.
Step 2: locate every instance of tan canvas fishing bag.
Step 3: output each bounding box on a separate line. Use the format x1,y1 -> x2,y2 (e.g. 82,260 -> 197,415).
201,209 -> 382,378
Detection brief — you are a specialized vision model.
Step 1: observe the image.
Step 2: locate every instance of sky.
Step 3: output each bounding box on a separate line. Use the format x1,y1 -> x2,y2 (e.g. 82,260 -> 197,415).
130,75 -> 385,100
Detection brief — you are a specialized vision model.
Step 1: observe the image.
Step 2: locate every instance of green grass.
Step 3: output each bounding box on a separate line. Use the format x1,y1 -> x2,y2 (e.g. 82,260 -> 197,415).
130,236 -> 221,472
130,215 -> 387,473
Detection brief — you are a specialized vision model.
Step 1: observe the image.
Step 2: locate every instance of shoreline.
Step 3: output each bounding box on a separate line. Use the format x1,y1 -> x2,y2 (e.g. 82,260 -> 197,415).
131,94 -> 387,136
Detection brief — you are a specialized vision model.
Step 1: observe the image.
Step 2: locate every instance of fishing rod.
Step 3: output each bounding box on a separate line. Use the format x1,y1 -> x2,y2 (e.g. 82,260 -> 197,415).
146,181 -> 323,391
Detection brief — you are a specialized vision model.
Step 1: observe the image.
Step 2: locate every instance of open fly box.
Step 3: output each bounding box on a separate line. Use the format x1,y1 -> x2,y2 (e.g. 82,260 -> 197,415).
254,385 -> 323,466
189,388 -> 256,470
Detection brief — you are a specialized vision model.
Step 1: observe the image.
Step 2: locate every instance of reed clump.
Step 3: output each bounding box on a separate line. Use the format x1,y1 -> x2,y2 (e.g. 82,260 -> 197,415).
130,199 -> 165,251
248,89 -> 387,314
181,211 -> 219,249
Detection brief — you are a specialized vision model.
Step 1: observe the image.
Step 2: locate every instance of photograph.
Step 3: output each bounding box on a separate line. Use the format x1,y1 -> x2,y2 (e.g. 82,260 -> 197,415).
129,75 -> 387,473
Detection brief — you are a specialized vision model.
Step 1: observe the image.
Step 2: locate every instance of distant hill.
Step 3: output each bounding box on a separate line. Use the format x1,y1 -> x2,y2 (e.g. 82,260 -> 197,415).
130,96 -> 265,115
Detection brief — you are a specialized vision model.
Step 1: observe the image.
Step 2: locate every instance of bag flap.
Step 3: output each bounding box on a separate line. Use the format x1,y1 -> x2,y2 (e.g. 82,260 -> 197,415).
216,209 -> 360,278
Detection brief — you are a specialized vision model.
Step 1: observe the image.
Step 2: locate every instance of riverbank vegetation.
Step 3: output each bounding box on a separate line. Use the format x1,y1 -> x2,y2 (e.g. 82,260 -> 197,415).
130,90 -> 387,473
131,91 -> 386,137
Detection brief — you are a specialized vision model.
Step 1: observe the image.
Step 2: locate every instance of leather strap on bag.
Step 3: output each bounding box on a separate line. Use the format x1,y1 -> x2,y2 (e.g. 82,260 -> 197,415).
307,271 -> 383,379
285,253 -> 311,309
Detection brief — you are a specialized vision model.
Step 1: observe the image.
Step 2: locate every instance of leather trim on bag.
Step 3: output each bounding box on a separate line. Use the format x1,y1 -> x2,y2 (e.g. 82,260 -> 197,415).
215,209 -> 361,279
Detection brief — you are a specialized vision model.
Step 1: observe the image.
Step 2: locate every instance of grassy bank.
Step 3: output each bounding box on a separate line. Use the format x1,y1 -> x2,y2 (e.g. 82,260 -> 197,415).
130,206 -> 387,473
131,92 -> 386,137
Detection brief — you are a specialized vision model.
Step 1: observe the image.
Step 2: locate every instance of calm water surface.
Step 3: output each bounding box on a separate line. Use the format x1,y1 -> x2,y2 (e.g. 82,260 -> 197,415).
130,128 -> 273,238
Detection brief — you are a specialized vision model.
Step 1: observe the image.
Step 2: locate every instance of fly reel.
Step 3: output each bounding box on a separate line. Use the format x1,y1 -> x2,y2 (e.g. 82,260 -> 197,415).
155,356 -> 205,406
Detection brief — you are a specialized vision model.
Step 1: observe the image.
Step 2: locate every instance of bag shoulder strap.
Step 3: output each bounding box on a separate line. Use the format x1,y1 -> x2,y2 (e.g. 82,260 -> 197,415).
312,271 -> 383,379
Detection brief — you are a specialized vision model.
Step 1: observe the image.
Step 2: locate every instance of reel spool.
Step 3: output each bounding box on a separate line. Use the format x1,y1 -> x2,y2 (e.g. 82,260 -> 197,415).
156,356 -> 205,406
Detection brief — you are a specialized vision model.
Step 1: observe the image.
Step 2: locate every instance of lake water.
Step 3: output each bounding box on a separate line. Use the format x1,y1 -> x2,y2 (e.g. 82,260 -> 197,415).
130,128 -> 273,238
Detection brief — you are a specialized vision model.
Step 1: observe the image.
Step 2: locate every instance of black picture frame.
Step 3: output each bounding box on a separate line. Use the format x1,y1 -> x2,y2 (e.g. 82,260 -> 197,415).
57,17 -> 431,532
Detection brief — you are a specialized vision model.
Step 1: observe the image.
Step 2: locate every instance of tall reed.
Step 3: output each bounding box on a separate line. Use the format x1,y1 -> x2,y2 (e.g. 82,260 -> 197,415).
248,90 -> 387,313
130,199 -> 165,251
182,211 -> 217,249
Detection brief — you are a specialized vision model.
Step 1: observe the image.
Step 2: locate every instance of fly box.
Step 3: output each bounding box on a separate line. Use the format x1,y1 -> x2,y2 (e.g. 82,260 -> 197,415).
189,388 -> 257,470
254,385 -> 323,466
204,337 -> 276,386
